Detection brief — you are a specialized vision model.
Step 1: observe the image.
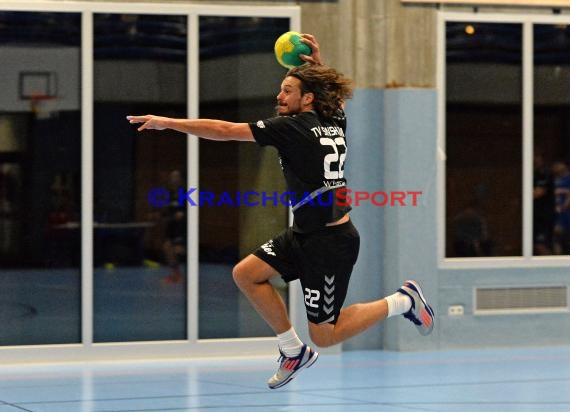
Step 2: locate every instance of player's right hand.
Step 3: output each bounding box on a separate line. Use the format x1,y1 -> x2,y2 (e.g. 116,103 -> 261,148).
299,33 -> 323,65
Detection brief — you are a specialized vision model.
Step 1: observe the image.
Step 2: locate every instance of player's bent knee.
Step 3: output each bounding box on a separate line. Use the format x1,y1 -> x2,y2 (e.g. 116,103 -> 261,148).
308,323 -> 336,348
233,255 -> 280,288
232,259 -> 265,289
232,263 -> 248,288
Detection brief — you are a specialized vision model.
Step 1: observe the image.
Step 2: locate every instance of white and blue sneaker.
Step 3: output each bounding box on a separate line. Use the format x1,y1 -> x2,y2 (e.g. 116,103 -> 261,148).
267,344 -> 318,389
398,280 -> 435,336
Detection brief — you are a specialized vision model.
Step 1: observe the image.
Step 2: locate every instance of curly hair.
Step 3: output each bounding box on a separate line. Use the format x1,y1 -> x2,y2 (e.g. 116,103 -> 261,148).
287,64 -> 353,118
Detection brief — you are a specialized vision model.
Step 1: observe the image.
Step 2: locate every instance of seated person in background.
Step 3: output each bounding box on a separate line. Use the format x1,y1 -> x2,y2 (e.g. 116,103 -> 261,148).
453,201 -> 493,257
163,170 -> 186,283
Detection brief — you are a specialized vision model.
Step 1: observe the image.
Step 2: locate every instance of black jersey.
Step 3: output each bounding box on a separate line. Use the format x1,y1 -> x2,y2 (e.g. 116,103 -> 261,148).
249,110 -> 351,233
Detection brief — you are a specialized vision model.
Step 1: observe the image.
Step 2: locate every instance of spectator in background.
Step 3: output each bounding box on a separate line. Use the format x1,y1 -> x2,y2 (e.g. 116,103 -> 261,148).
552,161 -> 570,255
452,183 -> 494,257
162,170 -> 186,283
452,200 -> 493,257
533,152 -> 555,255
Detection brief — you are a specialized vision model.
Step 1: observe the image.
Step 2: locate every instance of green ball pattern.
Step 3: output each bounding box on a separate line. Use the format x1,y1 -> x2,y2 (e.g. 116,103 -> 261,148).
275,33 -> 312,69
281,34 -> 311,67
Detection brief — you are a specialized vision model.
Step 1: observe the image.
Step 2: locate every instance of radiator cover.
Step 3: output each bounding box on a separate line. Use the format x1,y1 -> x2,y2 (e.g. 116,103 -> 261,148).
475,285 -> 568,314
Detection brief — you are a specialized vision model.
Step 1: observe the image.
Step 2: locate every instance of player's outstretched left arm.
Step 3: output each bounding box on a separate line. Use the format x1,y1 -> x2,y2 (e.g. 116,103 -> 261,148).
299,33 -> 323,65
126,115 -> 254,142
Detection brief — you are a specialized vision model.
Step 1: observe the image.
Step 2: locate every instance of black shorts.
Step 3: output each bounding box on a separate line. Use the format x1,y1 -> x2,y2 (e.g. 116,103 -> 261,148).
253,220 -> 360,325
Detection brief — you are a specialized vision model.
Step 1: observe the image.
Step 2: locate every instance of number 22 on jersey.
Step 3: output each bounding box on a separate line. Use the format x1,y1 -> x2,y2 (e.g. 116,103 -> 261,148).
320,137 -> 346,179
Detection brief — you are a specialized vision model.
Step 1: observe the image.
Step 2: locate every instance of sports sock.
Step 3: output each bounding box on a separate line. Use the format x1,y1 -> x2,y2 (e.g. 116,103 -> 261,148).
277,327 -> 303,357
385,292 -> 412,318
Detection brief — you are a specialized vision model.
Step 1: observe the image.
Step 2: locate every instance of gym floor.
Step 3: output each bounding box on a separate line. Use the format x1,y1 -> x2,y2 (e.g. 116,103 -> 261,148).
0,345 -> 568,411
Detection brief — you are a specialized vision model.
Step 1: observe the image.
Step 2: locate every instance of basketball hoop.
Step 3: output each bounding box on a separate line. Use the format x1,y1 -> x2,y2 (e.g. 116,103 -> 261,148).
29,93 -> 57,119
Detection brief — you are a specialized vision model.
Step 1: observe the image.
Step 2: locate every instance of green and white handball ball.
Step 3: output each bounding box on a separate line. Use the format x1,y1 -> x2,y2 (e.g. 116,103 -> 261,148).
274,31 -> 312,69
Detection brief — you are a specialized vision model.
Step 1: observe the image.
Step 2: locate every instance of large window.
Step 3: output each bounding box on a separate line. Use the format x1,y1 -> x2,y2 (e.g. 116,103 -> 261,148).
198,16 -> 290,339
443,14 -> 570,262
0,2 -> 299,362
0,11 -> 81,345
445,22 -> 523,258
533,24 -> 570,256
93,13 -> 188,342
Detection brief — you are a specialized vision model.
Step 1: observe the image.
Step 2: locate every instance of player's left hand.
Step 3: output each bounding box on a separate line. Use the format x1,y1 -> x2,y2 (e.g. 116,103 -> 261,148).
299,33 -> 323,65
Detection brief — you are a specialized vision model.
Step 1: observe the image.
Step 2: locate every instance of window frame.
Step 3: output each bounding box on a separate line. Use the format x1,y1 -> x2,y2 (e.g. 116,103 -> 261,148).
0,0 -> 301,363
438,11 -> 570,268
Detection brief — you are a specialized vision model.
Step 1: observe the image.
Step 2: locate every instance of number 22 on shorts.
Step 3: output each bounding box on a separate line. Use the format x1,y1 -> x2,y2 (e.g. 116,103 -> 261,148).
304,288 -> 320,308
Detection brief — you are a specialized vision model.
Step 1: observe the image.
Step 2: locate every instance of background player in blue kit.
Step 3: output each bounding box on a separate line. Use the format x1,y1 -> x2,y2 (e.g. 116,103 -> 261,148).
552,161 -> 570,255
127,33 -> 434,389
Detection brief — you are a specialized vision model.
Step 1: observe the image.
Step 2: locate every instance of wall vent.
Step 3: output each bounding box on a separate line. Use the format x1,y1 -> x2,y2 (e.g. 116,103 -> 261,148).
475,286 -> 568,314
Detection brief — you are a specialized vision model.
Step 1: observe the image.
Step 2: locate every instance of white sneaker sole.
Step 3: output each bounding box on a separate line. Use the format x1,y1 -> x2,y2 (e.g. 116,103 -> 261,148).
268,351 -> 319,389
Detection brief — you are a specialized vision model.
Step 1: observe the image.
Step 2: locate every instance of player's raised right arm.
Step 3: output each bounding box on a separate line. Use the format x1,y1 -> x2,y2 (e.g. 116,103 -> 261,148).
299,33 -> 323,65
126,115 -> 254,142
